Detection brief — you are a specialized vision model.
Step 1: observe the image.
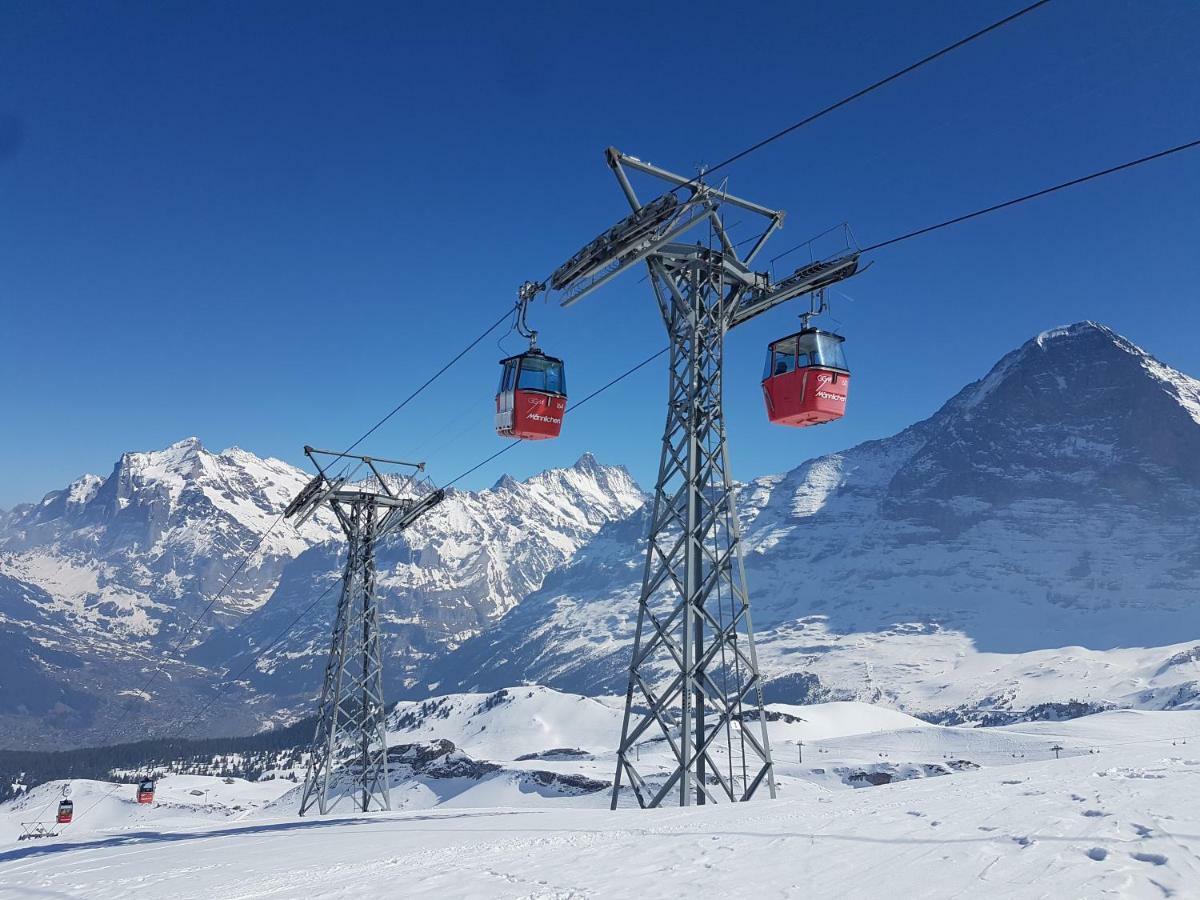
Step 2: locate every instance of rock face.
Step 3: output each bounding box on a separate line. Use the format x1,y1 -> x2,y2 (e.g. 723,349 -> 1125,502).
427,323 -> 1200,719
0,440 -> 644,749
1,438 -> 340,641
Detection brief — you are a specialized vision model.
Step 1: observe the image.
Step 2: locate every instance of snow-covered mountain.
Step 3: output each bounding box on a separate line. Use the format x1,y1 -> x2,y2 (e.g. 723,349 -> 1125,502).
428,323 -> 1200,719
204,452 -> 645,720
5,321 -> 1200,749
0,441 -> 643,749
0,439 -> 345,748
0,437 -> 339,641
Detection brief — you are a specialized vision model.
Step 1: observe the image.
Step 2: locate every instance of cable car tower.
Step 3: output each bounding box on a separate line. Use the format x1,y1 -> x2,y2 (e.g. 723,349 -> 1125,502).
526,149 -> 861,808
286,446 -> 445,816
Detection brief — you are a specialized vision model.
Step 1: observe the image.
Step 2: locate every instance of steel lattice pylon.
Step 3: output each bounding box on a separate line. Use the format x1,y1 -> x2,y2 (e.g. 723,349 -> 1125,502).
610,249 -> 778,808
536,148 -> 860,808
288,447 -> 444,817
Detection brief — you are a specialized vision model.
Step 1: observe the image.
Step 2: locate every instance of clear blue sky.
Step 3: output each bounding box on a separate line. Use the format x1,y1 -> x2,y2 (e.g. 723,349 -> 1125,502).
2,0 -> 1198,508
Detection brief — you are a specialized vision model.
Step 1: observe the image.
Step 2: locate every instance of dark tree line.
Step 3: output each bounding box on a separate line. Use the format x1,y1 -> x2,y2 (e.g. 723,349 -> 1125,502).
1,715 -> 316,804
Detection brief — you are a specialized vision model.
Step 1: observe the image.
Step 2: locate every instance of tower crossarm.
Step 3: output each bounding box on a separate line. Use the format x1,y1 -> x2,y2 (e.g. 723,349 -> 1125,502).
376,487 -> 446,541
729,250 -> 861,329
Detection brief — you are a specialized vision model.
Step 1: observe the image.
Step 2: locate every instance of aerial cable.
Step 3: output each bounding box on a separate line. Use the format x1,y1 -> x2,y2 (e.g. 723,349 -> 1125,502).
765,136 -> 1200,264
68,0 -> 1193,811
331,305 -> 516,465
858,136 -> 1200,253
169,577 -> 343,736
673,0 -> 1053,192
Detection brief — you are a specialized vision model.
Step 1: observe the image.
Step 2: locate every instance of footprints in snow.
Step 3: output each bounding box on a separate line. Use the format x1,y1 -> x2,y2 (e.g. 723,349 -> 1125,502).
905,811 -> 940,826
1131,852 -> 1168,866
1082,846 -> 1169,868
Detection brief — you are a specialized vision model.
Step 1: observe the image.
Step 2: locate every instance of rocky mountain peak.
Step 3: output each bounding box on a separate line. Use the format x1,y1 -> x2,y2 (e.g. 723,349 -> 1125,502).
571,452 -> 600,473
909,322 -> 1200,496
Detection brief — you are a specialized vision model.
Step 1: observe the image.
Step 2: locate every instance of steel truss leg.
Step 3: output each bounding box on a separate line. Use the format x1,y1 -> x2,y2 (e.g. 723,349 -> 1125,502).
611,257 -> 776,809
299,500 -> 391,816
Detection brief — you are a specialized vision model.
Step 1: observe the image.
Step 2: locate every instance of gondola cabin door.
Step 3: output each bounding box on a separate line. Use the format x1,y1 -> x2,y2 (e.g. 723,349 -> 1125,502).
762,328 -> 850,427
496,350 -> 567,440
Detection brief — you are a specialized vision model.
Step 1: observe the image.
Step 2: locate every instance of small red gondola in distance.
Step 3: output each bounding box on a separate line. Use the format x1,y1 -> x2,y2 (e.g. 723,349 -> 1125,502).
56,799 -> 73,824
762,327 -> 850,427
496,349 -> 567,440
136,777 -> 155,804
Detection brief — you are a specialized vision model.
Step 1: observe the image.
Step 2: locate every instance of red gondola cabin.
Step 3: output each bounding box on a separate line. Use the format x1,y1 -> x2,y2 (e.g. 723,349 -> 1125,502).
496,350 -> 567,440
56,800 -> 73,824
762,328 -> 850,427
136,778 -> 155,804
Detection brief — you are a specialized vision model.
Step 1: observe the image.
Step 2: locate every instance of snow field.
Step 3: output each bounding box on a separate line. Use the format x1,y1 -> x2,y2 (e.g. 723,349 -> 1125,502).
2,732 -> 1198,898
4,692 -> 1200,897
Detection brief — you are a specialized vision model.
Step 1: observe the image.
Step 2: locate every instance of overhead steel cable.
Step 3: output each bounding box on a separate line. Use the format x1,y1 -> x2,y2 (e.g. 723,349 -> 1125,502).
57,0 -> 1189,824
61,121 -> 1200,818
765,136 -> 1200,264
166,576 -> 343,740
330,306 -> 516,463
50,111 -> 1197,810
858,136 -> 1200,253
685,0 -> 1053,188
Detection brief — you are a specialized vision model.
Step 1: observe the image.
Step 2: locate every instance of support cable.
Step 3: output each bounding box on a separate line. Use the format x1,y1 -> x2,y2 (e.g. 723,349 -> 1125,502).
684,1 -> 1053,188
859,137 -> 1200,254
58,41 -> 1199,821
769,137 -> 1200,263
331,307 -> 515,464
63,122 -> 1200,818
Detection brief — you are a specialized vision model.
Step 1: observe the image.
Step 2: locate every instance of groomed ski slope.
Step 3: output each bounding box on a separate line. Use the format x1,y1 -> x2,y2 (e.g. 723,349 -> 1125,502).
2,706 -> 1198,898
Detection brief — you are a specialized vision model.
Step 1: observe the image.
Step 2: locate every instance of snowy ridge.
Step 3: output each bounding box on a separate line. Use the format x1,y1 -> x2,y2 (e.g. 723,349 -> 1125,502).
227,454 -> 645,719
430,323 -> 1200,720
0,437 -> 340,636
0,444 -> 645,748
